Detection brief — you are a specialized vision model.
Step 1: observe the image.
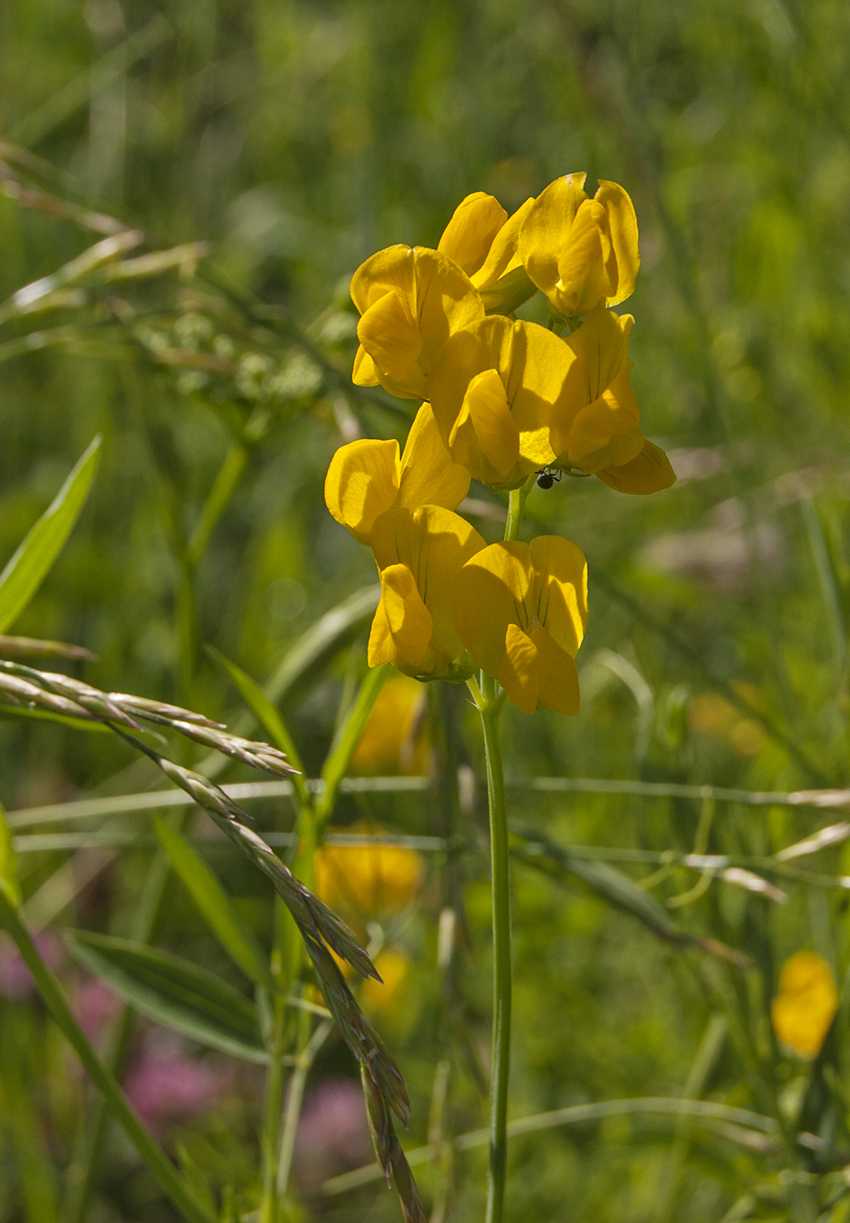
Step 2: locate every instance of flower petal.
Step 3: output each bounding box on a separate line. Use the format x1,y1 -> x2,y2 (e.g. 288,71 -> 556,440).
398,403 -> 470,512
438,192 -> 508,278
530,625 -> 580,714
595,439 -> 677,494
380,563 -> 433,666
449,369 -> 519,479
528,536 -> 588,656
553,199 -> 614,317
452,541 -> 534,676
565,370 -> 644,473
498,623 -> 539,714
595,180 -> 640,307
367,595 -> 394,667
473,197 -> 536,291
518,173 -> 589,297
357,290 -> 422,382
371,506 -> 485,669
352,344 -> 380,386
324,438 -> 401,543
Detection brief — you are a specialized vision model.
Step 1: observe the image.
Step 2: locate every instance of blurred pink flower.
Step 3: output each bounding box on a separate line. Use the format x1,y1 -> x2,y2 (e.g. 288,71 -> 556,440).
0,930 -> 63,1000
124,1041 -> 223,1138
294,1077 -> 372,1190
74,978 -> 121,1041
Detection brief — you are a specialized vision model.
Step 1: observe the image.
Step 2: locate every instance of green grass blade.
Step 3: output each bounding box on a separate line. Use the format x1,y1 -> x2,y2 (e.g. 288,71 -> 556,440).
67,931 -> 267,1062
0,435 -> 101,634
316,664 -> 389,828
154,817 -> 276,994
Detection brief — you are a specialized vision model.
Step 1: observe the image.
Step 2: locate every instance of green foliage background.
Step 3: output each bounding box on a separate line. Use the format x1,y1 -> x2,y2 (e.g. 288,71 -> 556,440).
2,1 -> 850,1220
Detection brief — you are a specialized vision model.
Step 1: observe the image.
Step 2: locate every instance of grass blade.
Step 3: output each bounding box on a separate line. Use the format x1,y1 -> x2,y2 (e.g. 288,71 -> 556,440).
67,931 -> 267,1062
0,435 -> 101,633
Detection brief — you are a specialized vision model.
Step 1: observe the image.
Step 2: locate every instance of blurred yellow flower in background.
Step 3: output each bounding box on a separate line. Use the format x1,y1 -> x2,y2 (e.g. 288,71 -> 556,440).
351,674 -> 429,774
518,173 -> 639,319
324,403 -> 470,544
360,947 -> 411,1015
314,823 -> 425,918
453,536 -> 587,714
350,244 -> 483,399
689,691 -> 766,757
772,952 -> 838,1059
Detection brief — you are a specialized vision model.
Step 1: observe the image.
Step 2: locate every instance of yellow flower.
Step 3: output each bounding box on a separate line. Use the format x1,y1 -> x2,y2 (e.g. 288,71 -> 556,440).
549,308 -> 676,495
324,403 -> 470,544
452,536 -> 587,714
368,504 -> 485,680
772,952 -> 838,1059
350,244 -> 484,399
314,825 -> 424,917
351,674 -> 429,774
518,172 -> 639,319
426,316 -> 573,489
437,192 -> 536,314
361,947 -> 410,1015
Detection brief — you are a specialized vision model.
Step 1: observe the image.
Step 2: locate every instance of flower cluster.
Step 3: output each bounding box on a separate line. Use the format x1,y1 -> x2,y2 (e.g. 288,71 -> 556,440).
325,174 -> 675,714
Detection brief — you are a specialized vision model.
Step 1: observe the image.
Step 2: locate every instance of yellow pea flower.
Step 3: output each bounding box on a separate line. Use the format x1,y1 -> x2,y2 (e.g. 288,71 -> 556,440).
438,192 -> 537,314
350,244 -> 484,399
324,403 -> 470,544
452,536 -> 588,714
350,674 -> 429,774
368,504 -> 485,680
771,952 -> 838,1059
426,316 -> 573,489
518,172 -> 639,320
548,308 -> 676,495
314,824 -> 424,918
361,947 -> 410,1015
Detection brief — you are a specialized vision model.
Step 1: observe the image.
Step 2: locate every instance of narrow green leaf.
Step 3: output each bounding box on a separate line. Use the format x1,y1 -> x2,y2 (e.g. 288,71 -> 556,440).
67,931 -> 267,1062
511,821 -> 691,941
206,645 -> 307,804
0,435 -> 101,633
0,797 -> 20,905
154,818 -> 276,993
316,664 -> 389,827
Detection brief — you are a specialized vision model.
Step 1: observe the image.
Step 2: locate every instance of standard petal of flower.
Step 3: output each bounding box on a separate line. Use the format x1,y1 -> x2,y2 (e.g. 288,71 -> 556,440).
438,192 -> 508,278
452,542 -> 533,676
449,369 -> 519,479
596,440 -> 676,495
357,291 -> 423,383
566,308 -> 634,406
352,345 -> 380,386
380,563 -> 433,666
350,244 -> 416,315
517,173 -> 589,297
553,200 -> 614,318
397,404 -> 470,513
530,625 -> 580,714
498,624 -> 539,714
528,536 -> 588,656
412,247 -> 486,367
595,180 -> 640,307
565,371 -> 644,473
324,439 -> 401,543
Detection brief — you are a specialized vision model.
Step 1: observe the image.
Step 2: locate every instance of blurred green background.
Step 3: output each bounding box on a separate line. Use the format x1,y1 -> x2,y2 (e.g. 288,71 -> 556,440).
3,0 -> 850,1220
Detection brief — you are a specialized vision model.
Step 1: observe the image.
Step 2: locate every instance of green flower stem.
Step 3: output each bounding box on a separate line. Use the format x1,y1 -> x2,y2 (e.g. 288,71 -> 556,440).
470,673 -> 512,1223
0,886 -> 216,1223
504,476 -> 535,543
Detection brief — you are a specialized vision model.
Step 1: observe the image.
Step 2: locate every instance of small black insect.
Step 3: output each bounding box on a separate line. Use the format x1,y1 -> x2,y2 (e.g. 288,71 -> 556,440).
536,468 -> 561,490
